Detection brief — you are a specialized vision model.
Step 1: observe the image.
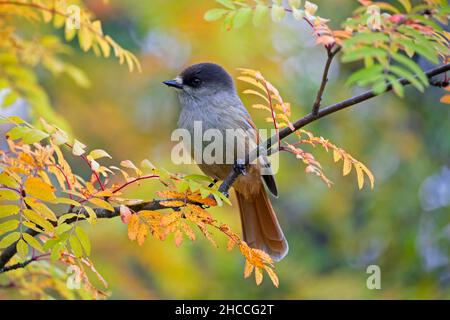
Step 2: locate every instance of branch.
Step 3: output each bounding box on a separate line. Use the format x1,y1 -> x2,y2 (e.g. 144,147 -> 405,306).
217,62 -> 450,194
312,46 -> 341,116
0,199 -> 195,273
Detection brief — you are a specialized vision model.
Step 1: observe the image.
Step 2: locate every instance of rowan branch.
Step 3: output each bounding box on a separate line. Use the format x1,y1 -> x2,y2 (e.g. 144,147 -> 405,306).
217,62 -> 450,194
1,63 -> 449,275
0,198 -> 199,273
312,46 -> 341,116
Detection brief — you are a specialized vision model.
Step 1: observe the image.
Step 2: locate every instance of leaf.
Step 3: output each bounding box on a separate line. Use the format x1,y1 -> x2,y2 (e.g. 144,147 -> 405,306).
24,198 -> 57,221
355,164 -> 365,189
233,7 -> 252,29
174,229 -> 183,247
255,267 -> 263,285
2,90 -> 18,107
204,8 -> 228,22
0,205 -> 20,218
24,177 -> 56,202
271,4 -> 286,22
23,209 -> 55,233
342,157 -> 352,176
128,215 -> 140,241
23,233 -> 44,252
88,149 -> 112,160
0,232 -> 20,249
215,0 -> 235,10
0,189 -> 20,201
72,139 -> 87,156
88,198 -> 114,212
55,223 -> 72,235
69,236 -> 83,258
22,129 -> 49,144
253,5 -> 269,26
160,200 -> 186,207
75,226 -> 91,256
16,239 -> 28,259
244,260 -> 254,278
264,266 -> 279,288
0,172 -> 19,188
0,220 -> 20,235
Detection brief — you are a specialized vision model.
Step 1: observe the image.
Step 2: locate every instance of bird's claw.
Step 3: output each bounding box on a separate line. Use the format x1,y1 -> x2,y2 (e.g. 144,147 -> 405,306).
233,160 -> 247,176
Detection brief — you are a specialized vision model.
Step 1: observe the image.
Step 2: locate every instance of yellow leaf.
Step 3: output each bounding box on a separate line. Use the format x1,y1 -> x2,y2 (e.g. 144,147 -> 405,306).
24,198 -> 57,221
174,229 -> 183,247
264,266 -> 279,288
0,232 -> 20,249
24,177 -> 56,202
88,198 -> 114,212
23,233 -> 44,252
333,149 -> 342,162
440,94 -> 450,104
0,172 -> 19,188
127,215 -> 139,241
16,239 -> 28,259
244,260 -> 254,278
0,205 -> 20,218
136,223 -> 148,246
160,200 -> 186,207
255,267 -> 263,285
342,157 -> 352,176
23,209 -> 54,233
355,164 -> 365,189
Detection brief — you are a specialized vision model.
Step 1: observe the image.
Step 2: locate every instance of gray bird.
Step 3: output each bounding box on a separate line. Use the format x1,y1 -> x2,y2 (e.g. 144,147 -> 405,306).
164,63 -> 288,261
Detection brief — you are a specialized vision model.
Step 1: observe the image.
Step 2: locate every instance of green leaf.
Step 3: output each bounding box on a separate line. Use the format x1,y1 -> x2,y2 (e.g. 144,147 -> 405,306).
391,52 -> 429,86
0,205 -> 20,218
57,213 -> 78,225
55,223 -> 73,236
342,47 -> 388,63
75,226 -> 91,256
2,90 -> 18,108
16,239 -> 29,259
22,129 -> 49,144
0,231 -> 20,248
346,65 -> 384,87
204,8 -> 228,22
69,236 -> 83,258
372,79 -> 388,94
344,32 -> 390,47
23,233 -> 44,252
88,198 -> 114,212
389,66 -> 424,92
253,5 -> 269,26
386,75 -> 404,97
233,7 -> 252,29
0,220 -> 20,235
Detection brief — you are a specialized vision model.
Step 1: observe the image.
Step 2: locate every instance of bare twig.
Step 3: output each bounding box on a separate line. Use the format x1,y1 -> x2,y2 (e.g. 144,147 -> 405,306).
312,46 -> 341,116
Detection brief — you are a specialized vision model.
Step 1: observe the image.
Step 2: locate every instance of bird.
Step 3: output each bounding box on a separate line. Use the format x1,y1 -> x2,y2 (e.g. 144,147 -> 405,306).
163,62 -> 288,261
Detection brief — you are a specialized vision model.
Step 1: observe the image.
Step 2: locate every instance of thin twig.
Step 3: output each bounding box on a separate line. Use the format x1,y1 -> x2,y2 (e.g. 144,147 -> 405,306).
312,46 -> 342,116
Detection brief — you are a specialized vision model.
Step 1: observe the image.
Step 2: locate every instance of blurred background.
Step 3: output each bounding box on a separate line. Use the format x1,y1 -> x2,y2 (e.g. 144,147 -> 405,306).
1,0 -> 449,299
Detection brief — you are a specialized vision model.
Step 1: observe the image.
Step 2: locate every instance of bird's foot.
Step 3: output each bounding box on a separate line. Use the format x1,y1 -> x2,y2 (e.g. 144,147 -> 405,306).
233,159 -> 247,176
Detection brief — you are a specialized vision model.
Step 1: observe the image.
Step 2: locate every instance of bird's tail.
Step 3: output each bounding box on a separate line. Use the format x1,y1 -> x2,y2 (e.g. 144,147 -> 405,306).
236,187 -> 288,262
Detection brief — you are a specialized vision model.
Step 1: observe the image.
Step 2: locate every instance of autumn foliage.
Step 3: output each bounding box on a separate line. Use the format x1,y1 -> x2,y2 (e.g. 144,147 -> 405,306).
0,0 -> 449,299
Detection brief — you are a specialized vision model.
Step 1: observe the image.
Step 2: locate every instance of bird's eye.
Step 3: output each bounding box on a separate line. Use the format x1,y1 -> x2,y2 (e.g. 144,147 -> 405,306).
191,77 -> 202,87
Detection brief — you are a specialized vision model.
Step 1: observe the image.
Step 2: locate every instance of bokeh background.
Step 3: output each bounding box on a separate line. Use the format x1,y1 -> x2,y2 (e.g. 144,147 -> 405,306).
1,0 -> 449,299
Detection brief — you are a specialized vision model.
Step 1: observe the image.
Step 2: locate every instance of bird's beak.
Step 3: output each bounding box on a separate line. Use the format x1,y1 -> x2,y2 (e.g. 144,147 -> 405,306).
163,78 -> 183,90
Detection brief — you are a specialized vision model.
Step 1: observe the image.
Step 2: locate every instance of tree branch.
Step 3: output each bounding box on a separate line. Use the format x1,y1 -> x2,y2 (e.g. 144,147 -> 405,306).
0,199 -> 195,273
312,46 -> 341,116
1,63 -> 449,274
216,62 -> 450,194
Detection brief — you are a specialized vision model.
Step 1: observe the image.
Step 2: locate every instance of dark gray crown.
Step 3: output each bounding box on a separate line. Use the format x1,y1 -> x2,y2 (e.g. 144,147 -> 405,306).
180,63 -> 234,90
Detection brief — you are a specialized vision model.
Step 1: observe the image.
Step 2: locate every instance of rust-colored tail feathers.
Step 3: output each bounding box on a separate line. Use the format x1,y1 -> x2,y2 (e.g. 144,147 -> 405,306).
236,187 -> 288,262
